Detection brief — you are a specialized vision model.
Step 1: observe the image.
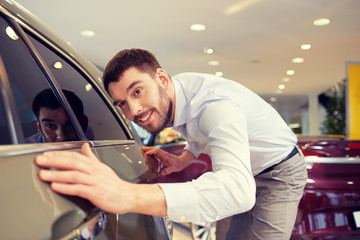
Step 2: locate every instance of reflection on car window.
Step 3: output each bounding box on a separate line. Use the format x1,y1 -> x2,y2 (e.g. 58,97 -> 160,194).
0,97 -> 11,145
25,89 -> 90,143
27,34 -> 128,141
0,17 -> 80,144
131,122 -> 185,146
155,128 -> 184,145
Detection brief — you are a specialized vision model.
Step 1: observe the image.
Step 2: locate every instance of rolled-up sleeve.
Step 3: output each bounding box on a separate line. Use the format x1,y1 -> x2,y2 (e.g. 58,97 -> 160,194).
158,100 -> 256,222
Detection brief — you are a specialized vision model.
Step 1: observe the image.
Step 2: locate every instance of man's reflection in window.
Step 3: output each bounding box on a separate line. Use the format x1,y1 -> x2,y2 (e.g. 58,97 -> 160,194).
25,89 -> 93,143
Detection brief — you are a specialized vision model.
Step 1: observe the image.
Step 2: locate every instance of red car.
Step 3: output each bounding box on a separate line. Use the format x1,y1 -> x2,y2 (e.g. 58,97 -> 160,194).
141,128 -> 360,240
292,139 -> 360,239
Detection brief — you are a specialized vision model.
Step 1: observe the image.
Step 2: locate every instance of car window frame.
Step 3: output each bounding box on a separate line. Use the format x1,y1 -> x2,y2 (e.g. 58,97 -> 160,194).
1,9 -> 135,147
22,25 -> 135,145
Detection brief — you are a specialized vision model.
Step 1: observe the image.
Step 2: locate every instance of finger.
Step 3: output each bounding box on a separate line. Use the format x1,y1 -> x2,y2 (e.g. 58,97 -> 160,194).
145,148 -> 171,163
160,167 -> 175,176
81,143 -> 98,161
35,154 -> 91,173
141,146 -> 156,151
50,182 -> 93,199
38,169 -> 92,185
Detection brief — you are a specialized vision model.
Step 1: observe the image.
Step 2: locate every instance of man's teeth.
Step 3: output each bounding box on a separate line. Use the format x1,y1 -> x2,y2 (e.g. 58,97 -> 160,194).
140,112 -> 151,122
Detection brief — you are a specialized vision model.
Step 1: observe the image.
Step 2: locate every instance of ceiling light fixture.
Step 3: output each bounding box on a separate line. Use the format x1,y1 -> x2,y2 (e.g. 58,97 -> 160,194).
301,44 -> 312,50
208,60 -> 220,66
53,61 -> 63,69
85,83 -> 92,92
278,84 -> 285,90
190,24 -> 206,31
282,77 -> 290,82
286,70 -> 295,76
292,57 -> 304,63
6,26 -> 19,40
203,47 -> 214,54
81,30 -> 95,37
313,18 -> 330,26
215,72 -> 223,77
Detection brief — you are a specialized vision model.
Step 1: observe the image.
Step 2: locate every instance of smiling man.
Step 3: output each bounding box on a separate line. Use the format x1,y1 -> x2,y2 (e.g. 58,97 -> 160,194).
36,49 -> 307,240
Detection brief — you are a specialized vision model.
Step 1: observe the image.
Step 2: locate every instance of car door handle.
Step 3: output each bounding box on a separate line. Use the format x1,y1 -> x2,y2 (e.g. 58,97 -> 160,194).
53,211 -> 107,240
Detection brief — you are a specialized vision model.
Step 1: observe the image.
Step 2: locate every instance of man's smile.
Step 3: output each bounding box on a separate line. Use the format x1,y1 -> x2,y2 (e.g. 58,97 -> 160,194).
136,110 -> 153,125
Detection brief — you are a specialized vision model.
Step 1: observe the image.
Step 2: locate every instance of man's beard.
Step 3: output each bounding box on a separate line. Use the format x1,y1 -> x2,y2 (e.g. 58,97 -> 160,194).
145,99 -> 172,136
135,86 -> 173,136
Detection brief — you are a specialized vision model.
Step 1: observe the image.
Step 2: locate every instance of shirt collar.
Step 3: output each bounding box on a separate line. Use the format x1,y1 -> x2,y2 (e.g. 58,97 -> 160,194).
171,78 -> 188,127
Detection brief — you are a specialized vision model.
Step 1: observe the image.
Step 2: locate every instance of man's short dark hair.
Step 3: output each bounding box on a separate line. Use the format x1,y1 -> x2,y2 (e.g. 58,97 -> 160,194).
32,89 -> 85,121
102,48 -> 162,93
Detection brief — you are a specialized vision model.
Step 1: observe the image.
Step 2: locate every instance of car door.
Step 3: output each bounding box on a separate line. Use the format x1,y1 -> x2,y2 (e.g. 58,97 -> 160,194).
0,12 -> 106,239
15,9 -> 171,239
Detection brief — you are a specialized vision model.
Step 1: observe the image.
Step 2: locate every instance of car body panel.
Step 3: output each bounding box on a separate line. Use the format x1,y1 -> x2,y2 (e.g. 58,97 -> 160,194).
0,143 -> 98,239
0,0 -> 170,238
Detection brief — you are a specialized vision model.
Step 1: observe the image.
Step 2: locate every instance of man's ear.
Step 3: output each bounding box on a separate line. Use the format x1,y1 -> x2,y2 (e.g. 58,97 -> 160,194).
36,119 -> 42,132
156,68 -> 170,89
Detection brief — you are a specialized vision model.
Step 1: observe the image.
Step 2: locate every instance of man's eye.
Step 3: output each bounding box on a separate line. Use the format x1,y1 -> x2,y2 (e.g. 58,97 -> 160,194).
119,101 -> 126,108
134,88 -> 142,95
45,123 -> 57,130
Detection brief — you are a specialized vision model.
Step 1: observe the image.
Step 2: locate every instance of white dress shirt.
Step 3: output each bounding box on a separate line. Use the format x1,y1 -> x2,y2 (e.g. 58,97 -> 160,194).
158,73 -> 297,222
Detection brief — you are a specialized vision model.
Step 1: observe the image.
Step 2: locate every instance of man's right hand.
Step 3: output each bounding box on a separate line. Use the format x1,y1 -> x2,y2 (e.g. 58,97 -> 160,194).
141,146 -> 195,176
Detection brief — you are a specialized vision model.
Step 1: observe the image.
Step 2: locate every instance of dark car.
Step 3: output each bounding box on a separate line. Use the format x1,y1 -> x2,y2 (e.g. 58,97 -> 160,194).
140,128 -> 360,240
0,1 -> 171,239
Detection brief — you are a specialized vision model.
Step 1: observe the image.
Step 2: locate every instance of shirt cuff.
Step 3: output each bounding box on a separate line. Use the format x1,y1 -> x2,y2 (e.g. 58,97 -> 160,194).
157,182 -> 199,222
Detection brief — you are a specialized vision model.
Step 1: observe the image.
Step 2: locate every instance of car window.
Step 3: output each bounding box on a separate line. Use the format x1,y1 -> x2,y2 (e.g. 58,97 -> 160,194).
131,122 -> 185,146
0,16 -> 81,144
154,128 -> 185,145
0,97 -> 11,144
27,34 -> 128,141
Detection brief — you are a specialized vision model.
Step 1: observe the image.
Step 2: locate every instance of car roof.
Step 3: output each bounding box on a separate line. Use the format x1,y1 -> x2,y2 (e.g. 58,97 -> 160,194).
0,0 -> 103,86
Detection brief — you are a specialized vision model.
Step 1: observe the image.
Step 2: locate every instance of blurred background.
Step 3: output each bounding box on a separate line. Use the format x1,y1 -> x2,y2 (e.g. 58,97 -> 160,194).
16,0 -> 360,137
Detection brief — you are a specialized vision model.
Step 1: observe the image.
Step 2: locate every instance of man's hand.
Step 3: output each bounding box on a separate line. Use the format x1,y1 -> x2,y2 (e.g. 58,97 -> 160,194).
141,146 -> 195,176
35,143 -> 133,214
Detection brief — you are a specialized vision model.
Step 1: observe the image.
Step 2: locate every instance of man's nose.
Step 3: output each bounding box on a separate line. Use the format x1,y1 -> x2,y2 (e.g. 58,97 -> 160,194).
55,128 -> 65,141
129,101 -> 142,117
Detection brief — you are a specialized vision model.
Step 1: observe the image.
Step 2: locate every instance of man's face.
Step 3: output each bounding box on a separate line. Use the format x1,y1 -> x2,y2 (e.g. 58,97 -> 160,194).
36,107 -> 78,142
108,67 -> 172,135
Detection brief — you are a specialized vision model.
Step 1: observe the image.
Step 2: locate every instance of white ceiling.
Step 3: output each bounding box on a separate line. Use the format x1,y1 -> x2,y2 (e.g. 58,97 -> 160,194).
15,0 -> 360,113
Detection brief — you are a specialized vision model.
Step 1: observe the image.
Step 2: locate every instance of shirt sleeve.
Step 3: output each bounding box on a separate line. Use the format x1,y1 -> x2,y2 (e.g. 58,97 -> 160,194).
158,100 -> 256,222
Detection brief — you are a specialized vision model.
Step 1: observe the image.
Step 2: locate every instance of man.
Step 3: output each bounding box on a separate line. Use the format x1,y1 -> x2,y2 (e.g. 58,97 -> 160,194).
35,49 -> 307,239
26,89 -> 92,143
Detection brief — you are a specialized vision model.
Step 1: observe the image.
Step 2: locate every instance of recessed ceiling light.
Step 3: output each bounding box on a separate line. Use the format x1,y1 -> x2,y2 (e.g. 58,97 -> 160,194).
208,60 -> 220,66
85,83 -> 92,92
203,47 -> 214,54
53,61 -> 63,69
278,84 -> 285,90
282,77 -> 290,82
190,24 -> 206,31
275,89 -> 283,94
313,18 -> 330,26
215,72 -> 223,77
292,57 -> 304,63
286,70 -> 295,75
301,44 -> 312,50
6,26 -> 19,40
81,30 -> 95,37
